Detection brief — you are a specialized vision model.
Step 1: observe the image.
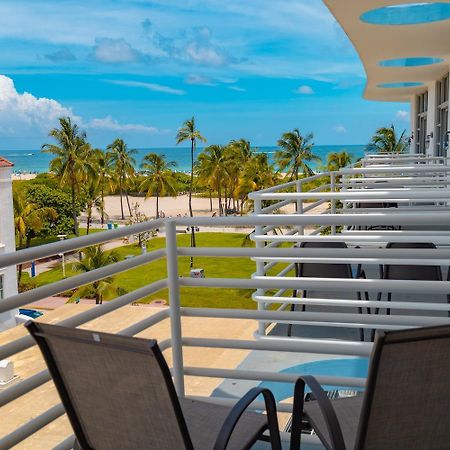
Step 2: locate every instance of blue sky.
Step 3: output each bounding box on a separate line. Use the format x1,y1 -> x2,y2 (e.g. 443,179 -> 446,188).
0,0 -> 410,149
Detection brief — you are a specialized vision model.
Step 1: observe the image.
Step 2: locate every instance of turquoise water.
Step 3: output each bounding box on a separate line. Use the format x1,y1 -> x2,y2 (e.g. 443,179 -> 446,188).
3,145 -> 366,174
258,358 -> 369,402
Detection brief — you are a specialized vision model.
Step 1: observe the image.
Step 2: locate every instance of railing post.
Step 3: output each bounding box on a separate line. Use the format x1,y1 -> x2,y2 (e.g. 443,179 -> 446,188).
296,180 -> 304,235
253,196 -> 266,337
165,220 -> 185,396
330,172 -> 336,235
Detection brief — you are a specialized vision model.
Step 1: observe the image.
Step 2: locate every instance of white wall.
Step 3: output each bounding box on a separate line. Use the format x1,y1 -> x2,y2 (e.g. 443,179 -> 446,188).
0,166 -> 18,331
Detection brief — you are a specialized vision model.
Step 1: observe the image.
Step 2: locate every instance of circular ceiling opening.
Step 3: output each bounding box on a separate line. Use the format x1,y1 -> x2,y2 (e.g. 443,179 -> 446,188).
379,56 -> 444,67
377,82 -> 424,88
361,3 -> 450,25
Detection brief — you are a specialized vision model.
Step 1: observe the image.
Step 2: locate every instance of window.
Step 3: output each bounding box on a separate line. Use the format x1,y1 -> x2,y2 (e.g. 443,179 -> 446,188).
416,91 -> 428,154
436,73 -> 449,157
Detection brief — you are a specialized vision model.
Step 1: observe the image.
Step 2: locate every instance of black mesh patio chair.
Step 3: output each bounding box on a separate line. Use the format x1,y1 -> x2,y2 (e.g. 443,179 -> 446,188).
289,324 -> 450,450
370,242 -> 446,341
376,242 -> 445,315
288,242 -> 367,341
26,321 -> 282,450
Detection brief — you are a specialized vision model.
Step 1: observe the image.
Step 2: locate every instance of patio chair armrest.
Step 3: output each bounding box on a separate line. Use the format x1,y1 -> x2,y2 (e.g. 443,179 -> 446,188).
213,387 -> 282,450
290,375 -> 345,450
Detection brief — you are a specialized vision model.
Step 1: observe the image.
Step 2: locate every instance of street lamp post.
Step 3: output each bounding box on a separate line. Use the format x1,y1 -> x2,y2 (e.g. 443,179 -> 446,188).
57,234 -> 67,278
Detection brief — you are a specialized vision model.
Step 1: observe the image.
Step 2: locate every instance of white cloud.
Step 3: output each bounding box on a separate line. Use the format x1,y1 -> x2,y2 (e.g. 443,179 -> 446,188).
107,79 -> 186,95
333,124 -> 347,133
86,116 -> 158,134
294,85 -> 314,95
396,109 -> 409,121
92,38 -> 143,64
0,75 -> 160,138
0,74 -> 79,136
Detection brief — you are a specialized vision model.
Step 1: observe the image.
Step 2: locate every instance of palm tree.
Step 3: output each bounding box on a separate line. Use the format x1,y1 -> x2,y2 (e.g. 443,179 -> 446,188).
176,117 -> 206,267
225,139 -> 254,213
140,153 -> 178,218
72,246 -> 122,304
107,138 -> 137,219
93,149 -> 114,226
275,129 -> 321,180
370,125 -> 408,154
42,117 -> 94,236
237,153 -> 277,213
327,151 -> 353,171
196,145 -> 228,215
83,181 -> 104,235
13,187 -> 57,279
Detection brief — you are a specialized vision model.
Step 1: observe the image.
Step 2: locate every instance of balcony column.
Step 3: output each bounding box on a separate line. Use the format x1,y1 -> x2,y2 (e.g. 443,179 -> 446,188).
410,95 -> 417,154
0,164 -> 18,331
165,220 -> 185,396
426,81 -> 437,156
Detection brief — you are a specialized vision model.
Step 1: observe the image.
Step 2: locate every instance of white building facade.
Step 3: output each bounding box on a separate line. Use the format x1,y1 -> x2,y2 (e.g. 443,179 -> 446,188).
323,1 -> 450,156
0,157 -> 18,331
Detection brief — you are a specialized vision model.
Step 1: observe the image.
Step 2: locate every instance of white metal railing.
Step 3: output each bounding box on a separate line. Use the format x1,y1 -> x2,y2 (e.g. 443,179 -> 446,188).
1,153 -> 450,448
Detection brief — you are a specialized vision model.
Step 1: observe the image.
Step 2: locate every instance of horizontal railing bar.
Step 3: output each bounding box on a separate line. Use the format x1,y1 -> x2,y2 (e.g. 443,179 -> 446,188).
0,403 -> 65,449
0,299 -> 169,412
0,219 -> 165,267
0,369 -> 50,408
302,199 -> 327,213
177,246 -> 450,259
339,166 -> 450,174
118,308 -> 170,336
0,248 -> 166,314
0,279 -> 168,360
251,234 -> 450,244
254,295 -> 450,311
250,190 -> 450,200
260,198 -> 293,214
253,256 -> 450,266
178,212 -> 450,226
180,307 -> 450,327
52,435 -> 76,450
183,367 -> 366,388
179,276 -> 450,294
182,336 -> 372,356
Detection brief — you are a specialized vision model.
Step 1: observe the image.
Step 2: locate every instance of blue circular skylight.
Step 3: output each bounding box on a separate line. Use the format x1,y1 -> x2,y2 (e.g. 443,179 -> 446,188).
379,56 -> 444,67
361,3 -> 450,25
377,82 -> 424,88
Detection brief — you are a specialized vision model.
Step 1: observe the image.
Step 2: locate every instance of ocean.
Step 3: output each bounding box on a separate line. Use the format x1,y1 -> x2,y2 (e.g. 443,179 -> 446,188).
3,145 -> 367,174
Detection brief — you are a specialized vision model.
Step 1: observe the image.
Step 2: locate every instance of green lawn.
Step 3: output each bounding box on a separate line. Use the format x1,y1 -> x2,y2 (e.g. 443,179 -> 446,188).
32,232 -> 293,309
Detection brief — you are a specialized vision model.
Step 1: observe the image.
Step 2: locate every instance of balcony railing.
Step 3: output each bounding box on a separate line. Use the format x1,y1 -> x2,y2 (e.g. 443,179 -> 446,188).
1,153 -> 450,449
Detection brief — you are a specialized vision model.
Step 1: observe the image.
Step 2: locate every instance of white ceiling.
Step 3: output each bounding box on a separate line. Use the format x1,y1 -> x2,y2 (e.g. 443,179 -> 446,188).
323,0 -> 450,102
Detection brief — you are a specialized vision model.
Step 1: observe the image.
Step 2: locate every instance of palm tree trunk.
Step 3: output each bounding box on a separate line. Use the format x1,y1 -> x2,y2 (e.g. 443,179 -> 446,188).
189,138 -> 196,268
101,183 -> 105,226
86,208 -> 91,235
125,190 -> 132,217
71,177 -> 79,236
119,177 -> 125,220
156,191 -> 160,219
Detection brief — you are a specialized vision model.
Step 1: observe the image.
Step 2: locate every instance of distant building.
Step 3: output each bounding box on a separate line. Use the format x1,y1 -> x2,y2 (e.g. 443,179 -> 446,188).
0,156 -> 18,331
324,0 -> 450,156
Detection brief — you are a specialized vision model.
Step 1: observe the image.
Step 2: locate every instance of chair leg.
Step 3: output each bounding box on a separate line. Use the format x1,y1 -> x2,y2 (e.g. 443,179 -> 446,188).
370,292 -> 383,342
288,291 -> 306,337
356,291 -> 365,342
386,292 -> 392,315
